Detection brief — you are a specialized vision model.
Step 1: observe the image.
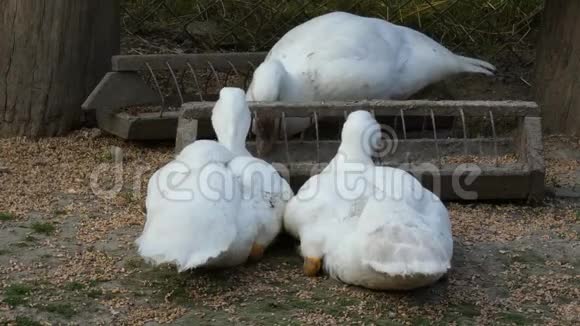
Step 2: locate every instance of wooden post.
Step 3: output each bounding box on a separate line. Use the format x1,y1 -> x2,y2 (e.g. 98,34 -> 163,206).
535,0 -> 580,135
0,0 -> 120,137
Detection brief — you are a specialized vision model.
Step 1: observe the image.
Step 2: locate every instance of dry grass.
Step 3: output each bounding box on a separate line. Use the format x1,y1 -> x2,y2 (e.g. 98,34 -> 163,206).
120,0 -> 543,57
544,135 -> 580,188
0,131 -> 578,325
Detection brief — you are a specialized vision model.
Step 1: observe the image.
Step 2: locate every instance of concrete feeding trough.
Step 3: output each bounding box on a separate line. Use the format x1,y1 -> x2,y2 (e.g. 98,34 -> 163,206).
82,53 -> 266,140
177,100 -> 544,202
83,53 -> 544,202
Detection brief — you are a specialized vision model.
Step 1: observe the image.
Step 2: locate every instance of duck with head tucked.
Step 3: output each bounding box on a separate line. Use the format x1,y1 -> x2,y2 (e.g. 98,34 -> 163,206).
284,111 -> 453,290
136,87 -> 293,271
247,11 -> 495,156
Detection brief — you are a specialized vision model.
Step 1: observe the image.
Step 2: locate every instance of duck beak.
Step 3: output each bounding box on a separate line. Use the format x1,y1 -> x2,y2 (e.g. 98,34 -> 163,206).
249,243 -> 265,261
303,257 -> 322,277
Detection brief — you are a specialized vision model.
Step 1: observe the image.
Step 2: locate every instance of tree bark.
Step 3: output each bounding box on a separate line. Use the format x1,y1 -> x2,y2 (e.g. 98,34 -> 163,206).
0,0 -> 119,137
535,0 -> 580,134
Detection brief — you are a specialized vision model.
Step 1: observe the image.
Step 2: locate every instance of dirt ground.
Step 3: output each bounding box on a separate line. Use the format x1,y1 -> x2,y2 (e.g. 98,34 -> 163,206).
0,125 -> 578,326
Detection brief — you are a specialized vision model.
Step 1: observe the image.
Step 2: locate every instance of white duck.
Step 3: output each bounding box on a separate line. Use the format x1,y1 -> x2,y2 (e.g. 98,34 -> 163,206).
284,111 -> 453,290
247,11 -> 495,155
136,87 -> 293,271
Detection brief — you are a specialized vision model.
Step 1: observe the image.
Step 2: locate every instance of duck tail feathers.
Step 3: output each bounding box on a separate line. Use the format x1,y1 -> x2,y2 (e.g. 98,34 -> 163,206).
456,55 -> 496,76
361,223 -> 451,277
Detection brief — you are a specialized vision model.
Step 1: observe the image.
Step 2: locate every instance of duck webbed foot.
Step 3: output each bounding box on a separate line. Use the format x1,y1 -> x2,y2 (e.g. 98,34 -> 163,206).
303,257 -> 322,277
249,243 -> 266,261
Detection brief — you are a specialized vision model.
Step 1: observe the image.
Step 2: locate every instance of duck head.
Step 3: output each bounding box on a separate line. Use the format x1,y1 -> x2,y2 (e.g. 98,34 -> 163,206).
337,110 -> 382,164
246,59 -> 288,157
211,87 -> 252,157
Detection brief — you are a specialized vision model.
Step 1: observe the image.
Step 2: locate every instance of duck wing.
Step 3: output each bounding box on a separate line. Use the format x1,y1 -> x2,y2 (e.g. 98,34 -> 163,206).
136,142 -> 241,271
357,167 -> 453,278
228,156 -> 293,245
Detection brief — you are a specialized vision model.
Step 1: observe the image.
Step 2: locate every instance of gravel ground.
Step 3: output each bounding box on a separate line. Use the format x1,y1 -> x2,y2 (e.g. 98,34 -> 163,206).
0,131 -> 578,326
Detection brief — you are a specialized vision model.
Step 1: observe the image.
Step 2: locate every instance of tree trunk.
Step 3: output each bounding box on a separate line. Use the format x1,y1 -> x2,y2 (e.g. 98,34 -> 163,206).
534,0 -> 580,134
0,0 -> 119,137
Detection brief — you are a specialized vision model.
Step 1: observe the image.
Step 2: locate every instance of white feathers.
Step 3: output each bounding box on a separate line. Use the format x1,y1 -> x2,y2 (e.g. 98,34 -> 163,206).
211,87 -> 252,157
247,11 -> 495,140
284,110 -> 453,290
456,55 -> 496,76
138,12 -> 469,289
136,141 -> 240,271
136,87 -> 293,271
250,11 -> 495,102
